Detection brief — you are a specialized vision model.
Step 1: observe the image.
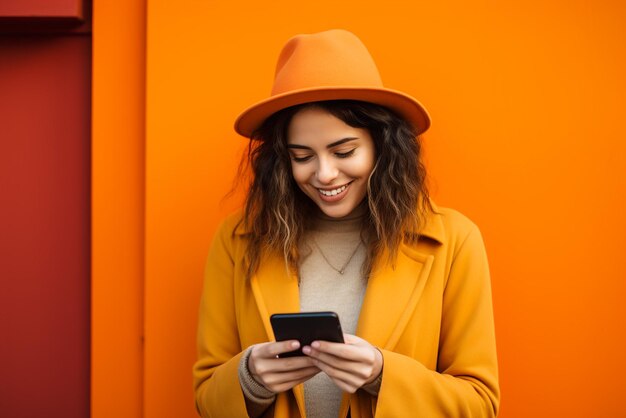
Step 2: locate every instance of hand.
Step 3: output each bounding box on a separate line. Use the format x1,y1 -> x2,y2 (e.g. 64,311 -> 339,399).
302,334 -> 383,393
248,340 -> 321,393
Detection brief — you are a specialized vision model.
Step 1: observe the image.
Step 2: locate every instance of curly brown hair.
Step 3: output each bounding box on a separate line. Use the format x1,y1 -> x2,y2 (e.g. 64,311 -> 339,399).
236,100 -> 433,279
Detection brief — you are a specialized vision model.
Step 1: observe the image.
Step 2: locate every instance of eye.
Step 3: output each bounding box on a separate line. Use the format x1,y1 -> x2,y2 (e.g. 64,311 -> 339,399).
291,155 -> 313,163
335,149 -> 356,159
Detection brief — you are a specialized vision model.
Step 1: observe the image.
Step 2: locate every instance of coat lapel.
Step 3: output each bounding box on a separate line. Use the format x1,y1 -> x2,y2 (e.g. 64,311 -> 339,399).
250,252 -> 300,341
250,252 -> 306,412
356,244 -> 434,350
356,207 -> 445,350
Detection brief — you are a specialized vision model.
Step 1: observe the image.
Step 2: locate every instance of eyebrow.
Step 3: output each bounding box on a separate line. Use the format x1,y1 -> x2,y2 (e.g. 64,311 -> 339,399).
287,137 -> 359,150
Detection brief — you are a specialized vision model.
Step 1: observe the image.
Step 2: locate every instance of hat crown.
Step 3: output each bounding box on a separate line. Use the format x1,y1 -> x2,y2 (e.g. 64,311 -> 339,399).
271,29 -> 384,95
234,29 -> 430,138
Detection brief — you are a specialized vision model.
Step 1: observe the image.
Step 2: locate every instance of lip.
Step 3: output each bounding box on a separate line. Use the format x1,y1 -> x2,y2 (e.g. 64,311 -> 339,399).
315,181 -> 352,203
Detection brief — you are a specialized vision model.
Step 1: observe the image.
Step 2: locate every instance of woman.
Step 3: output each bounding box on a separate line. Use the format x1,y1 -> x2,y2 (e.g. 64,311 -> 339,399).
193,29 -> 499,417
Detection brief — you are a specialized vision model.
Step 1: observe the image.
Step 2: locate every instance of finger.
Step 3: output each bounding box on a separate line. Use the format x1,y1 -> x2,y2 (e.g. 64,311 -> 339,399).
261,366 -> 321,392
307,341 -> 376,366
269,340 -> 301,357
312,360 -> 361,393
312,352 -> 375,381
266,366 -> 321,384
267,372 -> 320,393
303,347 -> 352,370
305,344 -> 379,383
311,340 -> 362,359
305,337 -> 383,386
325,335 -> 385,382
255,340 -> 301,359
272,355 -> 317,371
251,355 -> 316,378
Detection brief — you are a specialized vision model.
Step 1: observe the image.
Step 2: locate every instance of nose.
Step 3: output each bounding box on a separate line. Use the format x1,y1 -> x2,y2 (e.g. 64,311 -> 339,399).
315,157 -> 338,184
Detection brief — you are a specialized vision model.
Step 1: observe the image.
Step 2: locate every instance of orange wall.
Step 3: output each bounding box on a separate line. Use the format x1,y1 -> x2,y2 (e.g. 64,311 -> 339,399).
91,1 -> 145,417
95,0 -> 626,417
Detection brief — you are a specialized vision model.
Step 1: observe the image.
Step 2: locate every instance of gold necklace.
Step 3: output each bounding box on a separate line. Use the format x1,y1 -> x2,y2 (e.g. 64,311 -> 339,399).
311,238 -> 363,275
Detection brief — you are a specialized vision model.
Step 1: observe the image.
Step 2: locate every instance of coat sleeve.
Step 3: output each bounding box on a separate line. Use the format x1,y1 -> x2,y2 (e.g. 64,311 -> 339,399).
193,218 -> 250,418
374,223 -> 500,417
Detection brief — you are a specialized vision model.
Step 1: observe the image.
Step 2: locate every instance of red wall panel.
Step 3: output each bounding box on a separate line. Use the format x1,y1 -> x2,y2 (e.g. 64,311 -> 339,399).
0,0 -> 83,19
0,36 -> 91,417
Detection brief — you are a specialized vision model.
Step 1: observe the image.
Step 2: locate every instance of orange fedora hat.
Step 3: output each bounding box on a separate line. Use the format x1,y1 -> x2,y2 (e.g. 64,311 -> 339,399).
234,29 -> 431,138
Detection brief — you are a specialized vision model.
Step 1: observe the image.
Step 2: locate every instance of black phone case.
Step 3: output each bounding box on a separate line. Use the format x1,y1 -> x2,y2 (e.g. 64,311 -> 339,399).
270,312 -> 344,357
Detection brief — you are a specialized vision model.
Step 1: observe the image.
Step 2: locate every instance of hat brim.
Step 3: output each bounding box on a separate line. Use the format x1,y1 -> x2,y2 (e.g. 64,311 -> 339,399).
234,87 -> 431,138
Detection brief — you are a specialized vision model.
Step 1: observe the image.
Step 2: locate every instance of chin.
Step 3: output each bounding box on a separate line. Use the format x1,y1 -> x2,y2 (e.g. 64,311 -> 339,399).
320,208 -> 347,218
316,201 -> 356,219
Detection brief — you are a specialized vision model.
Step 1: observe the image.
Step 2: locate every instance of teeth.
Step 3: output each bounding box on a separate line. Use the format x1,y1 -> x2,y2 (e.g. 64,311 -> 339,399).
319,185 -> 347,196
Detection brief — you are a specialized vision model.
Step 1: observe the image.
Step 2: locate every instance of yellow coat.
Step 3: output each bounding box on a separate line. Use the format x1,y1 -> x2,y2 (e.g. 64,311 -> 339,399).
193,205 -> 500,417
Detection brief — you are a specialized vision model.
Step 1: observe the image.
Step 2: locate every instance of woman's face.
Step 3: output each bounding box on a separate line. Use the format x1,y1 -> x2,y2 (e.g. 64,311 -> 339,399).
287,106 -> 376,218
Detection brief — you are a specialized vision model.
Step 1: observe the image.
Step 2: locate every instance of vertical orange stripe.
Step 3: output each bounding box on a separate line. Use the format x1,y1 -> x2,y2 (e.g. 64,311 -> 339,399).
143,2 -> 232,416
91,0 -> 146,417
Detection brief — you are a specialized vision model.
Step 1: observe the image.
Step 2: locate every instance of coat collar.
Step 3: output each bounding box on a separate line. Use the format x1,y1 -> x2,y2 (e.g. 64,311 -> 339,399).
410,201 -> 445,245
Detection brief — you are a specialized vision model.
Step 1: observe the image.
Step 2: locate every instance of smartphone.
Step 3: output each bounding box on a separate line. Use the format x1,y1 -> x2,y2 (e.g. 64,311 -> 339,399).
270,311 -> 345,357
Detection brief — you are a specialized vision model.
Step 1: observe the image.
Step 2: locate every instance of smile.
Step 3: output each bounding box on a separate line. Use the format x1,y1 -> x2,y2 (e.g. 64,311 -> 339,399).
317,182 -> 351,197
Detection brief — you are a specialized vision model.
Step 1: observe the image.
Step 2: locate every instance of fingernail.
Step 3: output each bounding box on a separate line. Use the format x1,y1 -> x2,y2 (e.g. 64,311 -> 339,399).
302,346 -> 311,355
291,341 -> 300,349
311,341 -> 320,348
